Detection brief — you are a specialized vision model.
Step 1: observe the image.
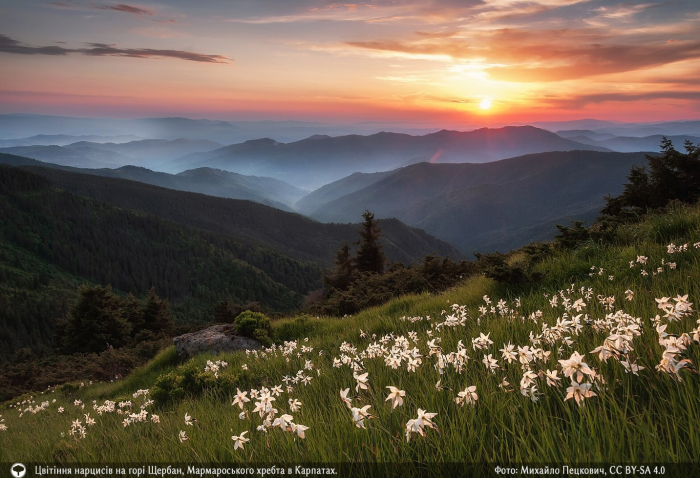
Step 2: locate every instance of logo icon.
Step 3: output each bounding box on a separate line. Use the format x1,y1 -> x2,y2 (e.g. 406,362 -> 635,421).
11,463 -> 27,478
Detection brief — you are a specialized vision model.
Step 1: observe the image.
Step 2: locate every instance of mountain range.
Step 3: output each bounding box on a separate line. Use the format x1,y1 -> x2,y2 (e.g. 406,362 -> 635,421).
0,134 -> 143,148
0,138 -> 223,170
0,153 -> 460,266
555,132 -> 700,153
297,150 -> 650,254
0,153 -> 304,210
168,126 -> 611,188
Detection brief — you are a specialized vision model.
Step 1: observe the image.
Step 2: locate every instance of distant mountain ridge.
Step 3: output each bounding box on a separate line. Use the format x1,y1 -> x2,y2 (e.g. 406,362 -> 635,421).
169,125 -> 611,188
555,133 -> 700,153
0,154 -> 304,210
0,153 -> 461,266
299,150 -> 650,255
0,114 -> 239,143
0,134 -> 144,147
0,138 -> 223,170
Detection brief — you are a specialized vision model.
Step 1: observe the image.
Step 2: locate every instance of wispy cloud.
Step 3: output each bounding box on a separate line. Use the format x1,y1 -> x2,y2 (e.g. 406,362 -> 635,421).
94,3 -> 153,16
551,90 -> 700,108
0,34 -> 231,64
345,39 -> 471,60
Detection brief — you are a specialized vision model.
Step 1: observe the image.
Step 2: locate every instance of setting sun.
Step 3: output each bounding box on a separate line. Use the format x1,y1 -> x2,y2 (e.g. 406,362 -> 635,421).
480,98 -> 492,110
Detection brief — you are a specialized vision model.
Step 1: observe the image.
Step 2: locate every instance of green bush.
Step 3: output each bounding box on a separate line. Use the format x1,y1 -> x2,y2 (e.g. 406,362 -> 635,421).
234,311 -> 272,345
151,360 -> 246,407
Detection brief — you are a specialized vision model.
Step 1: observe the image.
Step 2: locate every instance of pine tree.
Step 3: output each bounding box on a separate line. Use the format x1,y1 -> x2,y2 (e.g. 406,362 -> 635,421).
355,210 -> 386,274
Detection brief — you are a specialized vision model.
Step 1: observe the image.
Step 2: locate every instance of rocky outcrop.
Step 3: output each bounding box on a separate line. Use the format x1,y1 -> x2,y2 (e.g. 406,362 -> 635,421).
173,324 -> 260,359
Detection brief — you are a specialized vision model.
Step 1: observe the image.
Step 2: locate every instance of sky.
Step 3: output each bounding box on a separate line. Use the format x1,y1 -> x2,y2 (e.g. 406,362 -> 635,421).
1,0 -> 699,126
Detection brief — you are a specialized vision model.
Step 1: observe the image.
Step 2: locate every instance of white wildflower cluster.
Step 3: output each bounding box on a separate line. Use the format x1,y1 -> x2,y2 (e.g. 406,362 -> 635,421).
67,415 -> 94,440
655,323 -> 695,381
170,339 -> 317,448
0,414 -> 6,431
656,295 -> 694,322
204,359 -> 228,378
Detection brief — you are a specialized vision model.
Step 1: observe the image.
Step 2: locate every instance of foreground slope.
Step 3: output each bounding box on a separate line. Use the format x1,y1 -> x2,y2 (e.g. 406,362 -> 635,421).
2,204 -> 699,468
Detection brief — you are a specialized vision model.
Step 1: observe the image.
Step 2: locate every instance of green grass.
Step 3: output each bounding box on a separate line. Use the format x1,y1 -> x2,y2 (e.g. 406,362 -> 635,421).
2,206 -> 700,470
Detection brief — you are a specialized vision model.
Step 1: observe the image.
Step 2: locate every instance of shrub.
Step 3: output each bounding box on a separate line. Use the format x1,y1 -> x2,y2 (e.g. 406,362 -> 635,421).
234,311 -> 272,345
151,361 -> 246,407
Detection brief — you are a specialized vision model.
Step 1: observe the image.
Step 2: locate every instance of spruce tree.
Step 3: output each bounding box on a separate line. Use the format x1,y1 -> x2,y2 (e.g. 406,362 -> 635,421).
323,243 -> 355,290
61,285 -> 131,353
355,210 -> 386,274
141,287 -> 172,337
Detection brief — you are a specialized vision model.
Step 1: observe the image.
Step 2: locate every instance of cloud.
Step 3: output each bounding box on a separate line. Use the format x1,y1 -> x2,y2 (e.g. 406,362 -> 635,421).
345,39 -> 471,59
0,34 -> 72,55
0,34 -> 231,64
486,40 -> 700,82
94,3 -> 153,15
415,30 -> 459,38
549,90 -> 700,108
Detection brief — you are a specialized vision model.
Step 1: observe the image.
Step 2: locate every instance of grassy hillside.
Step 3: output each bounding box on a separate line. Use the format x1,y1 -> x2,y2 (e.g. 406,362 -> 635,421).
2,203 -> 699,470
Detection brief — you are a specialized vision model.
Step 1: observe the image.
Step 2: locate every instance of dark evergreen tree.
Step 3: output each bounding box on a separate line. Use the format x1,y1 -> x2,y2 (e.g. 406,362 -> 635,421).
140,287 -> 172,337
60,285 -> 131,354
355,210 -> 386,274
214,300 -> 236,323
601,138 -> 700,217
123,293 -> 143,337
323,243 -> 355,291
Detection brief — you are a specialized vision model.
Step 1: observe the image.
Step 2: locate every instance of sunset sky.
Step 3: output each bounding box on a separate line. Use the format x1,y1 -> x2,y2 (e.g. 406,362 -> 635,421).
1,0 -> 698,126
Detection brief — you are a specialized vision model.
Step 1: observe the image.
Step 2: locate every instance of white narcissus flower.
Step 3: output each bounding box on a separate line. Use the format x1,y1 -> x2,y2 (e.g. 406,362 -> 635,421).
558,351 -> 596,383
272,414 -> 294,431
184,413 -> 193,426
565,381 -> 597,406
620,360 -> 645,375
350,405 -> 372,429
232,389 -> 250,409
455,386 -> 478,407
339,388 -> 352,408
178,430 -> 188,442
385,386 -> 405,409
290,423 -> 309,439
545,370 -> 561,387
354,372 -> 369,392
231,431 -> 249,450
289,398 -> 302,412
405,409 -> 437,442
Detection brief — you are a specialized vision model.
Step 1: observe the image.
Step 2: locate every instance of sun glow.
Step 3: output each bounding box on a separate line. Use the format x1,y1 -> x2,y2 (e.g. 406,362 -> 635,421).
479,98 -> 492,110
